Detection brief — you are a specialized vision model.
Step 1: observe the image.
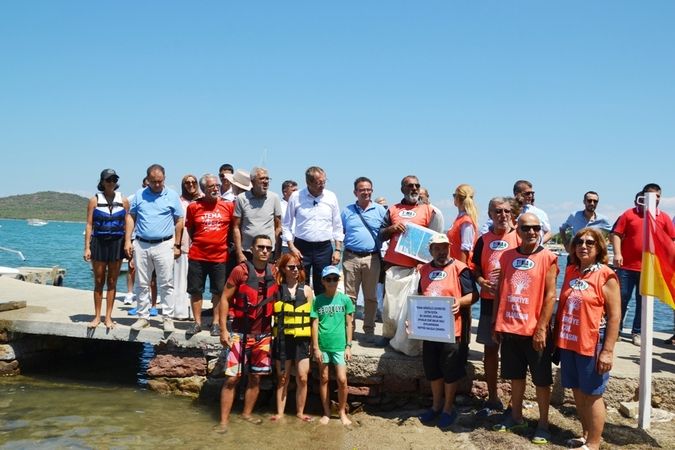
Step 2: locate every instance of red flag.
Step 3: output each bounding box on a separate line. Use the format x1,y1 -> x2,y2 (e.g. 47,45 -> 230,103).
640,210 -> 675,309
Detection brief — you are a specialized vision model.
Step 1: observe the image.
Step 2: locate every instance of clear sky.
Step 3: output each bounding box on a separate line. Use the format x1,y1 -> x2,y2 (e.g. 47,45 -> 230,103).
2,1 -> 674,230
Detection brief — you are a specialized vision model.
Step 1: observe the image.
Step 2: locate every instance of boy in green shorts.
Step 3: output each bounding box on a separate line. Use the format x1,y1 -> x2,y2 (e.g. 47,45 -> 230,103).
311,265 -> 355,426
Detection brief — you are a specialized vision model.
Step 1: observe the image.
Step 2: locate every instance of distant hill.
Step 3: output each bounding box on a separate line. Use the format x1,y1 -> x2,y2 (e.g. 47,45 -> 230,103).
0,191 -> 89,222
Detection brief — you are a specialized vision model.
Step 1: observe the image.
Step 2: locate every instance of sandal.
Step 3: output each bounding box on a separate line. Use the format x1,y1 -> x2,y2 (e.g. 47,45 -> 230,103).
532,427 -> 551,445
493,415 -> 527,433
566,437 -> 586,447
241,416 -> 262,425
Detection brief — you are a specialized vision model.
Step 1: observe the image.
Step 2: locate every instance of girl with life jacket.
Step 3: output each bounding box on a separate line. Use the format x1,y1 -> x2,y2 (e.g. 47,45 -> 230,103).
270,253 -> 315,422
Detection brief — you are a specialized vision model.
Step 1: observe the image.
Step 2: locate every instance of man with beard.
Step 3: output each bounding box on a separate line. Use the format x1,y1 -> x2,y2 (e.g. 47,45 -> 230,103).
233,167 -> 282,264
559,191 -> 611,253
379,175 -> 441,341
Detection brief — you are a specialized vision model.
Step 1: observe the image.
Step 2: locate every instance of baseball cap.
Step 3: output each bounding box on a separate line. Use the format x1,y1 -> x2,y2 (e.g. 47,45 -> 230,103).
321,265 -> 341,278
428,233 -> 450,246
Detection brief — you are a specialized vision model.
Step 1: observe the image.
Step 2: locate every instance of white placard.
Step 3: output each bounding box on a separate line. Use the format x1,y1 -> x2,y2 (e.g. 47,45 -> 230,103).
407,295 -> 455,343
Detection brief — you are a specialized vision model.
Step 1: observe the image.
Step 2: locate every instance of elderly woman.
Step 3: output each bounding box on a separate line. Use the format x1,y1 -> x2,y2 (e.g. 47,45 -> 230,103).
84,169 -> 129,329
555,227 -> 620,450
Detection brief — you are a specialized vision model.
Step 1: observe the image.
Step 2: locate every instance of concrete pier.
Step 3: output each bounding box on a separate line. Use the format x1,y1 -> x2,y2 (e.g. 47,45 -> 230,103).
1,276 -> 674,410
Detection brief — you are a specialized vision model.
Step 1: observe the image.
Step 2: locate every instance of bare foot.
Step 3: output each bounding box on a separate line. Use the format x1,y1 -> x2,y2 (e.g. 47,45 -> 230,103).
88,318 -> 101,328
212,423 -> 228,434
319,415 -> 330,425
104,320 -> 116,330
270,414 -> 284,422
241,415 -> 262,425
297,414 -> 314,422
340,414 -> 352,426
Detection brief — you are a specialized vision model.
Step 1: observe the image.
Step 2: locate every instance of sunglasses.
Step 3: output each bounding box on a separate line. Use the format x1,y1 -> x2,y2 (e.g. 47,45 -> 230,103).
184,180 -> 197,185
585,199 -> 598,204
286,264 -> 300,270
105,178 -> 118,183
256,245 -> 273,251
323,277 -> 339,282
405,183 -> 421,189
494,208 -> 512,214
520,225 -> 542,232
521,191 -> 535,196
576,238 -> 596,247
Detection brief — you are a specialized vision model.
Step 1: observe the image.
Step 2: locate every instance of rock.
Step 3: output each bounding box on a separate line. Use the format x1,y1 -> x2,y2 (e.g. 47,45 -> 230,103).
147,378 -> 172,395
619,401 -> 638,419
348,385 -> 377,397
0,330 -> 10,343
0,360 -> 19,376
652,408 -> 675,423
652,395 -> 662,408
0,344 -> 16,361
147,354 -> 206,377
382,375 -> 418,393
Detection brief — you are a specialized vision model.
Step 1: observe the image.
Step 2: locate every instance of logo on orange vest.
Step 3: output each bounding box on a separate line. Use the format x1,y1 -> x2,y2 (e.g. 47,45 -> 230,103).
398,210 -> 417,218
489,240 -> 509,251
569,278 -> 589,290
512,258 -> 535,270
428,270 -> 447,281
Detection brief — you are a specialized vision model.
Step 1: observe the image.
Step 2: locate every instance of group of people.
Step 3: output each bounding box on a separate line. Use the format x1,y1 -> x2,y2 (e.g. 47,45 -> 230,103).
83,166 -> 675,448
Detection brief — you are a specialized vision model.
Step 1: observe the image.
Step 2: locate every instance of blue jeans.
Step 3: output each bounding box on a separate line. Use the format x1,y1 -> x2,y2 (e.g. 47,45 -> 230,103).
618,268 -> 642,334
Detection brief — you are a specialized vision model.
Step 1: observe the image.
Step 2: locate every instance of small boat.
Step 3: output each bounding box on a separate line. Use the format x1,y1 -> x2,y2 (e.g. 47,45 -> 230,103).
27,219 -> 48,227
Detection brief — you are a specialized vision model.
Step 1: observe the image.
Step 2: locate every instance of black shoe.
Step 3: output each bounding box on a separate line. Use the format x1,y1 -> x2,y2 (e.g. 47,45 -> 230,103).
210,323 -> 221,337
186,322 -> 202,336
372,337 -> 389,348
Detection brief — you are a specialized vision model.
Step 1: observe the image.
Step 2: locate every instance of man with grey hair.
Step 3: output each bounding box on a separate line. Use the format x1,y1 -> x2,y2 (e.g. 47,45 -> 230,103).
283,166 -> 344,295
233,167 -> 282,263
184,174 -> 235,336
379,175 -> 441,341
125,164 -> 184,332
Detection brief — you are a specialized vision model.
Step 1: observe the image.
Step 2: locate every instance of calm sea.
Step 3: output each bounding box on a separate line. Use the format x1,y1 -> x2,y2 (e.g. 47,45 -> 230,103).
0,218 -> 672,332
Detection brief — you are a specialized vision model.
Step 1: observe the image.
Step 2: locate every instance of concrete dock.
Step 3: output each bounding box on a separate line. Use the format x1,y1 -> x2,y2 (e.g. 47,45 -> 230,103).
1,276 -> 674,408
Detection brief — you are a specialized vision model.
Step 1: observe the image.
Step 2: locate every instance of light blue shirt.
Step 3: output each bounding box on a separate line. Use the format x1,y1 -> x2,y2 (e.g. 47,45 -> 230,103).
130,187 -> 183,240
341,202 -> 387,253
560,210 -> 612,236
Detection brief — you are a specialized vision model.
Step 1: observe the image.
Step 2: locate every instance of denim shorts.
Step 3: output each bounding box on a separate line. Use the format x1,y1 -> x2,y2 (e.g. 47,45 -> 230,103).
560,332 -> 609,395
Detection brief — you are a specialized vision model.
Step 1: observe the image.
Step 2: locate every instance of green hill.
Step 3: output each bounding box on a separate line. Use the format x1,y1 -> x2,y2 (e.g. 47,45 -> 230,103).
0,191 -> 89,222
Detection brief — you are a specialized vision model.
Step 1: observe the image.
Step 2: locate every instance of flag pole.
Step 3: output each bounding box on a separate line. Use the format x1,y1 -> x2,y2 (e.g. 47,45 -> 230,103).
637,192 -> 656,430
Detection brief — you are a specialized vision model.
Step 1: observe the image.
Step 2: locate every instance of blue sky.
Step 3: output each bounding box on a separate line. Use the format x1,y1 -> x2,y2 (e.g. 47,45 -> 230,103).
2,1 -> 674,230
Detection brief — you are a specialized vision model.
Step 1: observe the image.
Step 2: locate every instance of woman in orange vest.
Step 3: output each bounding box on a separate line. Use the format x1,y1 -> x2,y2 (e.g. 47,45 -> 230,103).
446,184 -> 479,364
555,228 -> 620,450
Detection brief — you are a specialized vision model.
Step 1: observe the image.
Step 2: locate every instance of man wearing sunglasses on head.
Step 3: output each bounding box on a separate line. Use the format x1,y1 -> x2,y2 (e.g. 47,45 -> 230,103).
491,213 -> 558,445
559,191 -> 612,253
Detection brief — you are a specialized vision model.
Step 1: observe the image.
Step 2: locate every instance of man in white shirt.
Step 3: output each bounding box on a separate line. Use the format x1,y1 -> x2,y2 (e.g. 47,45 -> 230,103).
513,180 -> 552,244
279,179 -> 298,255
282,166 -> 344,294
219,163 -> 236,202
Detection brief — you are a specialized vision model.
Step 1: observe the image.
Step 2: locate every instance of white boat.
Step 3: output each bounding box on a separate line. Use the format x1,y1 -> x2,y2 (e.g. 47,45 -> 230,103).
27,219 -> 48,227
0,266 -> 66,286
0,266 -> 21,279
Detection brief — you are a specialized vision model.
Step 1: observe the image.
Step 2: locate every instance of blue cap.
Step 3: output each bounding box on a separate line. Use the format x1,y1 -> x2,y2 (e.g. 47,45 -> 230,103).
321,265 -> 341,278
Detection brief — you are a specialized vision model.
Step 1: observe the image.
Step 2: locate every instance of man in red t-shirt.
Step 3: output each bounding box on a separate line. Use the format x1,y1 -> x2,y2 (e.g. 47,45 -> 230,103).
611,184 -> 675,346
185,174 -> 234,337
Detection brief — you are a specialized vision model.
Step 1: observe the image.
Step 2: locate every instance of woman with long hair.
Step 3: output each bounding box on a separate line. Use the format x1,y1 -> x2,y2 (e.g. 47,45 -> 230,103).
271,253 -> 315,422
83,169 -> 129,329
173,174 -> 202,320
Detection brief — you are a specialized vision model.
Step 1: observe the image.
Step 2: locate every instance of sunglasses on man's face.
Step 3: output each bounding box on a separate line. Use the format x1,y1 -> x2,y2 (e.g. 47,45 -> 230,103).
520,225 -> 541,232
256,245 -> 273,252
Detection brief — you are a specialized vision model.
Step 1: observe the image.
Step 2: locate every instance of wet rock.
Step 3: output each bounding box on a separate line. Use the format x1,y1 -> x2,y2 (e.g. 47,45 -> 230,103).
147,354 -> 206,377
0,344 -> 16,361
147,376 -> 206,397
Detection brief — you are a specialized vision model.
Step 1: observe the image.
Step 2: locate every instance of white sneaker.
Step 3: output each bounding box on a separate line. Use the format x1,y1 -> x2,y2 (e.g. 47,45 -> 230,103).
163,318 -> 175,333
632,333 -> 641,346
123,293 -> 135,305
131,318 -> 149,331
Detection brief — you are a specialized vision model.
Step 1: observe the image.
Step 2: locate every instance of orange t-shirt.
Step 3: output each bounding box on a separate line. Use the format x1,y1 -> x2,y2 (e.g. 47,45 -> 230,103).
447,213 -> 477,269
556,264 -> 617,356
384,202 -> 434,267
473,228 -> 519,300
495,247 -> 558,336
418,260 -> 468,338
